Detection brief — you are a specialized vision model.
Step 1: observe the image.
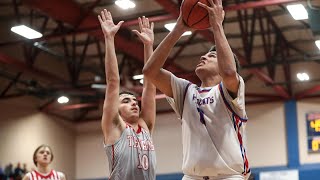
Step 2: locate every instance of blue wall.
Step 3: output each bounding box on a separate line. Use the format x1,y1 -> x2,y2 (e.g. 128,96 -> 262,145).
250,101 -> 320,180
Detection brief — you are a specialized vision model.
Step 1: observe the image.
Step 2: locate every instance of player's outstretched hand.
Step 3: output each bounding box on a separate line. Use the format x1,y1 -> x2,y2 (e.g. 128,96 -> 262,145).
132,16 -> 154,45
98,9 -> 124,38
198,0 -> 225,30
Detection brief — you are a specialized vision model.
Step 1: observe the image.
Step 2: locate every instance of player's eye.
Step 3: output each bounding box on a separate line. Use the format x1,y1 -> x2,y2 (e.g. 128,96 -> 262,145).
122,98 -> 129,103
208,53 -> 216,58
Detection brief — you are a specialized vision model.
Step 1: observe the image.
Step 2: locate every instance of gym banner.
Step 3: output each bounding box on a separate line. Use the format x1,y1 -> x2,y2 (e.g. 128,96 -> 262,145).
306,112 -> 320,153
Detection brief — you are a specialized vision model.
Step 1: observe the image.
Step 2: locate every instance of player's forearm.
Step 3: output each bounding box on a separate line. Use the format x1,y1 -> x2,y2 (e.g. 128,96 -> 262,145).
140,88 -> 156,132
141,43 -> 156,132
212,24 -> 237,77
143,29 -> 183,78
104,36 -> 120,82
143,44 -> 156,90
144,44 -> 153,63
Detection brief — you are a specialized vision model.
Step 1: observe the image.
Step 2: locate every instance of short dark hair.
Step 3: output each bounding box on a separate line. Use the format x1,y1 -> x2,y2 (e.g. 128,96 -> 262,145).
209,45 -> 241,73
33,144 -> 54,166
119,91 -> 135,96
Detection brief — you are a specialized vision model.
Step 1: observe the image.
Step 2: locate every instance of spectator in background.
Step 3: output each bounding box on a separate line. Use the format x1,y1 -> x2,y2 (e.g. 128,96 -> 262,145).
0,164 -> 4,180
22,145 -> 66,180
13,163 -> 24,180
4,163 -> 13,180
21,164 -> 27,175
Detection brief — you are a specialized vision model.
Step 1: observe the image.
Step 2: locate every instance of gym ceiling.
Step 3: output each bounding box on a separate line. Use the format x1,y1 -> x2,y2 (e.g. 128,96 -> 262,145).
0,0 -> 319,122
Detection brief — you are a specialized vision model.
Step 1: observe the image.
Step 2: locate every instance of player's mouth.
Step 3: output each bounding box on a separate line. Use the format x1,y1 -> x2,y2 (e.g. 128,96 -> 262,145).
197,60 -> 206,67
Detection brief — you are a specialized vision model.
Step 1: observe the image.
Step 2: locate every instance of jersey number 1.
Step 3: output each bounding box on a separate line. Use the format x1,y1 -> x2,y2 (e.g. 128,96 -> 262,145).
197,107 -> 206,125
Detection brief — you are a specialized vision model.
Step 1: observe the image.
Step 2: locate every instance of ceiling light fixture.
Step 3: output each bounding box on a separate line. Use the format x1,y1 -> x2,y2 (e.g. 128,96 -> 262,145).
133,74 -> 144,80
115,0 -> 136,9
315,40 -> 320,51
286,4 -> 308,20
297,72 -> 310,81
11,25 -> 43,39
164,23 -> 192,36
91,84 -> 106,89
57,96 -> 69,104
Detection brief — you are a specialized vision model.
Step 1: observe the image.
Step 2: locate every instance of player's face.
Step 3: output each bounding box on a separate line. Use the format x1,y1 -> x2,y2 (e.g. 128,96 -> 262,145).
35,147 -> 52,166
195,51 -> 219,74
119,94 -> 140,121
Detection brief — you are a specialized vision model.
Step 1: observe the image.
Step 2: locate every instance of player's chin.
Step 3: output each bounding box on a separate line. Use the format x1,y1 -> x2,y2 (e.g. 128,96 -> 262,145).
131,112 -> 140,119
195,66 -> 203,73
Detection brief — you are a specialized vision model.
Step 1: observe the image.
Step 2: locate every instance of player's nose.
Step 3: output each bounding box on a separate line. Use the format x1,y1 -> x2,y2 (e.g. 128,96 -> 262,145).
200,55 -> 208,62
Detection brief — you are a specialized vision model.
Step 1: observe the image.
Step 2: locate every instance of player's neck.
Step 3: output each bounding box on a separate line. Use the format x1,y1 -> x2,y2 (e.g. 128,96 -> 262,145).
36,165 -> 51,174
127,121 -> 139,131
200,75 -> 221,88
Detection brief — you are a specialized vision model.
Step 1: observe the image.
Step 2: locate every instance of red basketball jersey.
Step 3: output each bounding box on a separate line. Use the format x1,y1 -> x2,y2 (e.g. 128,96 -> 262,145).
26,170 -> 62,180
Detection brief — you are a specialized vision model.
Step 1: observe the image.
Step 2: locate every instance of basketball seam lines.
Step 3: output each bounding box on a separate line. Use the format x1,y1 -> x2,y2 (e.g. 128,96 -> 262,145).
187,0 -> 201,25
191,13 -> 209,28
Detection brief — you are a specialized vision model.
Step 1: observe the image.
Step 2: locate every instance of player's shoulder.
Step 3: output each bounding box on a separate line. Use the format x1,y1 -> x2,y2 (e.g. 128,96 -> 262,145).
57,171 -> 66,180
22,172 -> 31,180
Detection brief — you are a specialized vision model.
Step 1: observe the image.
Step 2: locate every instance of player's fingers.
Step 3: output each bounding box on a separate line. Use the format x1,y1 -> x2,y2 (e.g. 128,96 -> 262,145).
217,0 -> 222,6
142,16 -> 147,27
104,9 -> 109,20
138,17 -> 143,31
212,0 -> 219,6
150,22 -> 154,31
108,11 -> 113,21
98,15 -> 103,24
146,17 -> 150,28
116,20 -> 124,27
101,10 -> 106,21
208,0 -> 216,7
132,30 -> 143,39
197,2 -> 210,10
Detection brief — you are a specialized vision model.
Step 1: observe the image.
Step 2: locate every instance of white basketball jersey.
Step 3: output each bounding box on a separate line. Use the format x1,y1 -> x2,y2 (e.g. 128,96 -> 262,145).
167,74 -> 250,179
26,170 -> 62,180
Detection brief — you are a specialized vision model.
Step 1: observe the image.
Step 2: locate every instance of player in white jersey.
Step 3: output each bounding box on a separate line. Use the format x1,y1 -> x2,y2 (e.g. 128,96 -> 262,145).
143,0 -> 250,179
23,145 -> 66,180
98,10 -> 156,180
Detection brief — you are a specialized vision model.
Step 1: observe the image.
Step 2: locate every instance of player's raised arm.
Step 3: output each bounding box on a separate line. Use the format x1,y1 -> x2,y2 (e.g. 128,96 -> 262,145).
142,12 -> 190,98
132,16 -> 157,134
198,0 -> 239,94
98,9 -> 125,144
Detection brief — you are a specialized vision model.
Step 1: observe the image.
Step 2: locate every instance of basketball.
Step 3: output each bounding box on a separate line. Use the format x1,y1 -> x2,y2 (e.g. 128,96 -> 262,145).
181,0 -> 211,30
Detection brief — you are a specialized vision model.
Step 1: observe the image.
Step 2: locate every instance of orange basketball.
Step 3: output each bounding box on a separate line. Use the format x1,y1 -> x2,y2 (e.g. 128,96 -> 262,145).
181,0 -> 211,30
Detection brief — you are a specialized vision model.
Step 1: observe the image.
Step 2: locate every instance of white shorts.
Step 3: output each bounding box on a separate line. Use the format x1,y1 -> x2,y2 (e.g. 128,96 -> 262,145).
182,174 -> 245,180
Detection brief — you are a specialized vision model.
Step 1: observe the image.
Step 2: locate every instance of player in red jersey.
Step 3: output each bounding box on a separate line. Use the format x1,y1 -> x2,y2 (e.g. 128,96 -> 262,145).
23,145 -> 66,180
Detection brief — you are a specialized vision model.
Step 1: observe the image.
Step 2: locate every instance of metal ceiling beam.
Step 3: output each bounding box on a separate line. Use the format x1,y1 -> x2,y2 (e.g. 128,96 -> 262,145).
21,0 -> 184,74
0,14 -> 174,47
295,85 -> 320,99
21,0 -> 141,61
155,0 -> 290,99
0,52 -> 67,83
156,0 -> 300,13
225,0 -> 300,11
50,103 -> 98,111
